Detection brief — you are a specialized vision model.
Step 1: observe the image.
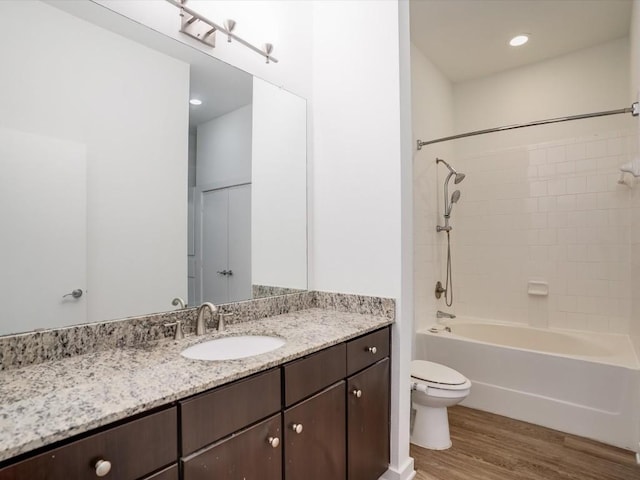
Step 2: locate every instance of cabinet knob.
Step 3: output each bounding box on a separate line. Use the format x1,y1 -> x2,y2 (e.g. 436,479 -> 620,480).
267,436 -> 280,448
352,389 -> 363,398
367,346 -> 377,354
290,423 -> 303,434
94,459 -> 112,477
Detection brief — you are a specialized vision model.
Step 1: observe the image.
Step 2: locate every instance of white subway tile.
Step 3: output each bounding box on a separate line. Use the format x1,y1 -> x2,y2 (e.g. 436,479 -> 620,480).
607,137 -> 623,156
556,195 -> 576,211
566,176 -> 587,194
556,161 -> 576,175
586,174 -> 607,193
547,146 -> 566,163
528,149 -> 547,165
575,193 -> 598,211
567,244 -> 588,262
585,140 -> 608,159
566,142 -> 586,161
575,158 -> 597,174
547,212 -> 568,228
538,164 -> 557,178
529,180 -> 548,197
548,178 -> 567,196
538,196 -> 557,212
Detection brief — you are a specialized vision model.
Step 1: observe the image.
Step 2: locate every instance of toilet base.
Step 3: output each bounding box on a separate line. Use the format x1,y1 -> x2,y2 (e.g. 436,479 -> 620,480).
410,403 -> 452,450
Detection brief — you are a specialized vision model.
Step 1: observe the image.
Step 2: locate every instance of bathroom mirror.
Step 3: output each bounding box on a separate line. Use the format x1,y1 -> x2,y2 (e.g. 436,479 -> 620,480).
0,0 -> 307,336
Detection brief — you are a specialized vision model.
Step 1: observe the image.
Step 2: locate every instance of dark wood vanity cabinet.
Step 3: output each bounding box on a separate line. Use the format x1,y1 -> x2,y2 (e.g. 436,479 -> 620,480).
0,326 -> 390,480
346,328 -> 391,480
347,358 -> 390,480
182,414 -> 282,480
0,407 -> 178,480
283,343 -> 347,480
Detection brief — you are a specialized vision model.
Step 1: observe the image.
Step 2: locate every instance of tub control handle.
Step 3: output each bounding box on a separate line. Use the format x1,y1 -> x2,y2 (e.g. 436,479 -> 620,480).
367,346 -> 377,354
352,389 -> 362,398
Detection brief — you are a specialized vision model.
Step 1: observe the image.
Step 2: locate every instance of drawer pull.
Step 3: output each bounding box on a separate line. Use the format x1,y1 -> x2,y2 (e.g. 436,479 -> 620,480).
352,389 -> 363,398
267,436 -> 280,448
367,346 -> 377,354
290,423 -> 303,434
94,459 -> 112,477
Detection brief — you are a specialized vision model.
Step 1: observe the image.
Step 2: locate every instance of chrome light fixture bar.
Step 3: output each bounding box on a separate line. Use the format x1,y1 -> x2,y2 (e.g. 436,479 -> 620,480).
165,0 -> 278,64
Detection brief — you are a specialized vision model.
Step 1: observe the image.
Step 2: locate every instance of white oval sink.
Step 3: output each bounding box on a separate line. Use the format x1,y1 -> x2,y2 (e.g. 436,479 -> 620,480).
181,335 -> 286,361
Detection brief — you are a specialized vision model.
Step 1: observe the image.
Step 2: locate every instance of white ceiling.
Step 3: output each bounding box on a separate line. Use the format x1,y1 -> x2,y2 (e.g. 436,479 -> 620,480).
410,0 -> 633,83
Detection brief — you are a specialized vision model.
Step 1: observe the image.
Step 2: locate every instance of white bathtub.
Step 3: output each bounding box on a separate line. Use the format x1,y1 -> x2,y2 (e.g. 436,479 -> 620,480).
416,319 -> 640,451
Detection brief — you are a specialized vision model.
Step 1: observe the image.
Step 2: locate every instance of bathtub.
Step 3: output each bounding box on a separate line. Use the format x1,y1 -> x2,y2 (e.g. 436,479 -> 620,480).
415,318 -> 640,451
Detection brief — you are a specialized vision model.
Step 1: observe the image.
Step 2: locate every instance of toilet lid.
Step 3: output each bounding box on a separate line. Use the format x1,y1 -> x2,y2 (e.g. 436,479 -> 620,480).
411,360 -> 467,386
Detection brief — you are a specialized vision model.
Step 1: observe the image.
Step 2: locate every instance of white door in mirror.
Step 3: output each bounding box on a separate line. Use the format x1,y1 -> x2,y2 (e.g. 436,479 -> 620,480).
180,335 -> 286,361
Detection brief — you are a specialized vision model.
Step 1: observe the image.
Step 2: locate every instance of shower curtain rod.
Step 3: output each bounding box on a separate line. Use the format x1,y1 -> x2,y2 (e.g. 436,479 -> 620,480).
416,102 -> 639,150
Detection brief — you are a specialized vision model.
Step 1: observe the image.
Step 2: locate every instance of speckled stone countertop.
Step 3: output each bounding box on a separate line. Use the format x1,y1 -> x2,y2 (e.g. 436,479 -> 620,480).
0,308 -> 392,462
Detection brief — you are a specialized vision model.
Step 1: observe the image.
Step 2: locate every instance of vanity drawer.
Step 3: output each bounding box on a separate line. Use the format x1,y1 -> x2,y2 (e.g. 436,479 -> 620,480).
144,464 -> 179,480
0,407 -> 177,480
180,368 -> 281,455
283,343 -> 346,407
346,327 -> 390,376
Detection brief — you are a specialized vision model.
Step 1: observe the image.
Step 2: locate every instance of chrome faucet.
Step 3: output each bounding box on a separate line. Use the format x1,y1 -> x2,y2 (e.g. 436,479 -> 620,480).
196,302 -> 217,335
171,297 -> 186,309
436,310 -> 456,319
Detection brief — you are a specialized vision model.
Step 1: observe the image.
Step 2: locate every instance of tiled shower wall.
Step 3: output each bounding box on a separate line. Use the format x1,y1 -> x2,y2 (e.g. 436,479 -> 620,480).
451,128 -> 638,333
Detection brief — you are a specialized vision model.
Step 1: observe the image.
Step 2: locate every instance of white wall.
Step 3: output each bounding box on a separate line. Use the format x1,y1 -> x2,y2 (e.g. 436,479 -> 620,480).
453,38 -> 631,157
252,78 -> 307,290
312,2 -> 411,479
93,0 -> 313,101
311,2 -> 402,297
0,1 -> 189,325
196,105 -> 252,187
411,44 -> 455,333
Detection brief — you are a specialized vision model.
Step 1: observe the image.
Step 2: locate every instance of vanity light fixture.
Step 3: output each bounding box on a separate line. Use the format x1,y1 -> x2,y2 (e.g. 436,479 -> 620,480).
509,34 -> 529,47
166,0 -> 278,64
189,98 -> 203,106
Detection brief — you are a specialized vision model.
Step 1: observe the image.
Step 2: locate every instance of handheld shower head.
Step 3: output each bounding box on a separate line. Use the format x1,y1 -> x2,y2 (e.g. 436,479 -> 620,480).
446,190 -> 461,217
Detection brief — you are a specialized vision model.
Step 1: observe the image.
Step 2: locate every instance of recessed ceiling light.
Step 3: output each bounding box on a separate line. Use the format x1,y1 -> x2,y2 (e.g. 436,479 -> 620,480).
189,98 -> 203,106
509,35 -> 529,47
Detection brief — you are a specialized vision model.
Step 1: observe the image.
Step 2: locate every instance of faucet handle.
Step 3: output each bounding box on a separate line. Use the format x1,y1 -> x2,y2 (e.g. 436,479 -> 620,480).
164,320 -> 185,340
218,313 -> 233,332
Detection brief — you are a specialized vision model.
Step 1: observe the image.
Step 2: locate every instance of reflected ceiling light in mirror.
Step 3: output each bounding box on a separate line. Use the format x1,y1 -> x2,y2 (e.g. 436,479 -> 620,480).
509,34 -> 529,47
189,98 -> 203,106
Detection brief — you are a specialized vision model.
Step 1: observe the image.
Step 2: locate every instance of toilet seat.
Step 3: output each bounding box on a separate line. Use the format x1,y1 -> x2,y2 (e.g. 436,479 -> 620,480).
411,360 -> 470,391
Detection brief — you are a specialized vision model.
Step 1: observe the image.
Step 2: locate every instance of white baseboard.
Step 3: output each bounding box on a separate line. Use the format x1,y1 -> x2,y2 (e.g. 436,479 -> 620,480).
378,457 -> 416,480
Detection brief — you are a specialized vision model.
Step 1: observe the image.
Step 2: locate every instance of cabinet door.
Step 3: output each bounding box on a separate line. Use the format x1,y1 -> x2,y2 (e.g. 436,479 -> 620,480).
347,358 -> 390,480
284,381 -> 346,480
182,414 -> 281,480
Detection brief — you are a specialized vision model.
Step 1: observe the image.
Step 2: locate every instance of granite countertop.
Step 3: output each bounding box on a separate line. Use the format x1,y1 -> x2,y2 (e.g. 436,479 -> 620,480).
0,308 -> 392,462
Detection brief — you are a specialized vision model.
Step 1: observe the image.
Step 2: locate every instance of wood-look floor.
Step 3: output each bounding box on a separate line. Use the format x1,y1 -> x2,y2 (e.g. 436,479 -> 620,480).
411,406 -> 640,480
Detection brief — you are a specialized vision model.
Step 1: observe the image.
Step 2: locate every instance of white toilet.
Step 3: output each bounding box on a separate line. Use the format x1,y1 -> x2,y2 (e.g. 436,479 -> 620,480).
410,360 -> 471,450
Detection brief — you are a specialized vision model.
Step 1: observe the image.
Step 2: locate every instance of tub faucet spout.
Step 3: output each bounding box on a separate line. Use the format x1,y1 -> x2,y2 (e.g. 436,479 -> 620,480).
437,310 -> 455,319
196,302 -> 218,335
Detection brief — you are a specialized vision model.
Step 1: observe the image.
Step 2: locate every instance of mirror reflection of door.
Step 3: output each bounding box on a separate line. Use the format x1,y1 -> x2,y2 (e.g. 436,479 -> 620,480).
196,185 -> 251,304
0,128 -> 87,334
